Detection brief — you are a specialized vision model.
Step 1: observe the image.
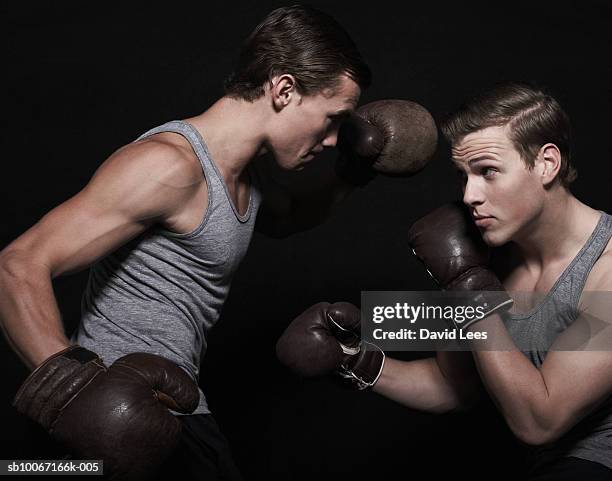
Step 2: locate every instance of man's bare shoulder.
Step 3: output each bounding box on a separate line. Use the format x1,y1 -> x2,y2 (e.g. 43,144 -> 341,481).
584,236 -> 612,292
79,133 -> 206,228
102,133 -> 203,188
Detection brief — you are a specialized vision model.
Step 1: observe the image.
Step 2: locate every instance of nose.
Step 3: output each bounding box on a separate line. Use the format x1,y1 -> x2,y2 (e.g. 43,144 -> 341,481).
321,130 -> 338,148
462,176 -> 485,207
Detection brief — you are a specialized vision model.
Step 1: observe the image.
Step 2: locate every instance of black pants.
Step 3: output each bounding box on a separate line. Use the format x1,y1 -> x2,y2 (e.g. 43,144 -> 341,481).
527,456 -> 612,481
152,414 -> 243,481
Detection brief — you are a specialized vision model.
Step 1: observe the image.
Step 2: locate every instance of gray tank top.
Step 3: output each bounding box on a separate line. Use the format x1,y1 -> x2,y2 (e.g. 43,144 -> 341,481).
72,120 -> 262,414
504,212 -> 612,469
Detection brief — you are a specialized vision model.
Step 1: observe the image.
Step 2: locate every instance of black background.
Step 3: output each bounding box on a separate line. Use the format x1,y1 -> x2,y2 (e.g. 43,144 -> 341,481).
2,1 -> 611,479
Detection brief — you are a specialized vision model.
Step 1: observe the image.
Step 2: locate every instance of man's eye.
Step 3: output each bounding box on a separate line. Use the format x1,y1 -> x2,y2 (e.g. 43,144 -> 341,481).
481,167 -> 497,178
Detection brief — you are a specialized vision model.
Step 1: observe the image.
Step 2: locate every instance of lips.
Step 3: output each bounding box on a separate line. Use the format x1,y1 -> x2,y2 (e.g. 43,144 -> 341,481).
473,214 -> 494,228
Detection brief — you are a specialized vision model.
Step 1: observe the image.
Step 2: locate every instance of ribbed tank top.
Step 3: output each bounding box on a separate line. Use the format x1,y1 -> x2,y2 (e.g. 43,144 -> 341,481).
72,120 -> 262,414
505,212 -> 612,469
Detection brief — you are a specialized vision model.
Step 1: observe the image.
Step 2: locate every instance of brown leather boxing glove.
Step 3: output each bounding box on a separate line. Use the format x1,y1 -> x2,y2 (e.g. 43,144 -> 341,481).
276,302 -> 385,390
407,202 -> 513,329
336,99 -> 438,185
13,346 -> 199,480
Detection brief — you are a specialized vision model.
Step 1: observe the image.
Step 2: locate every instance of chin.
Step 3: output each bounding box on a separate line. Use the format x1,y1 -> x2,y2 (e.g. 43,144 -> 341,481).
481,229 -> 509,247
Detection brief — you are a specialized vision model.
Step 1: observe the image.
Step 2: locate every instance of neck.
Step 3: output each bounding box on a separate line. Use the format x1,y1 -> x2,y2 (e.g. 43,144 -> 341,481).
512,186 -> 600,267
185,96 -> 270,180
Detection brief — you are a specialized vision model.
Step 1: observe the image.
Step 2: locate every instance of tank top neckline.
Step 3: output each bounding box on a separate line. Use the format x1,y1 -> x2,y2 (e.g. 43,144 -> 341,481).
177,120 -> 254,223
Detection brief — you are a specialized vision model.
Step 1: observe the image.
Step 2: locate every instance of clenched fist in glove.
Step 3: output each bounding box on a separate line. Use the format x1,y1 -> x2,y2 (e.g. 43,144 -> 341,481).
13,346 -> 199,481
276,302 -> 385,390
336,99 -> 437,185
407,202 -> 513,329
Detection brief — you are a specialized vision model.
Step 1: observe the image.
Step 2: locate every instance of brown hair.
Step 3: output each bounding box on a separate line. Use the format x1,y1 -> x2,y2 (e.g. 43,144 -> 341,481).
442,82 -> 577,187
224,5 -> 371,101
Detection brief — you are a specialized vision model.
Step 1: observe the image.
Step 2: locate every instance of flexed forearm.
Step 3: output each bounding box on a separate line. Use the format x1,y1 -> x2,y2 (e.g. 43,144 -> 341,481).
0,249 -> 70,370
373,357 -> 471,413
466,316 -> 560,444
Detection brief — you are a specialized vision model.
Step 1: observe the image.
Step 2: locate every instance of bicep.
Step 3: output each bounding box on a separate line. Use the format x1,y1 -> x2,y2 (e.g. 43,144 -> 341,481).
539,351 -> 612,438
9,188 -> 149,277
5,142 -> 190,277
541,271 -> 612,435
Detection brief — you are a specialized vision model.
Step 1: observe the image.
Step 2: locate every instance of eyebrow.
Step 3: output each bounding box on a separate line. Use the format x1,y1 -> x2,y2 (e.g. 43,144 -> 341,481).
452,156 -> 500,165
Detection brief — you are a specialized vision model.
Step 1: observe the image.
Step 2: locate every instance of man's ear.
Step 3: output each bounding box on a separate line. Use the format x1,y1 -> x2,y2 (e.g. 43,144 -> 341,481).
268,74 -> 299,111
536,143 -> 562,186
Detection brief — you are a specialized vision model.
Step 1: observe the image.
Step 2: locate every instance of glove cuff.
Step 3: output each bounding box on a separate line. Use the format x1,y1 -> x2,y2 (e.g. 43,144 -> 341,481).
13,346 -> 106,430
338,342 -> 385,390
446,267 -> 514,329
452,291 -> 514,330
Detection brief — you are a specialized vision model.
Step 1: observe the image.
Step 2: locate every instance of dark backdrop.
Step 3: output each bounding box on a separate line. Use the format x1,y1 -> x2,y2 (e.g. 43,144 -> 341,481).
2,1 -> 611,479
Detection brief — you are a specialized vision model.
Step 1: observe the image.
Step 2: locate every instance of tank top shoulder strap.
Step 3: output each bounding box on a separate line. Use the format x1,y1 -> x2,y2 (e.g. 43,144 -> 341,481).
561,212 -> 612,308
135,120 -> 262,223
134,120 -> 221,186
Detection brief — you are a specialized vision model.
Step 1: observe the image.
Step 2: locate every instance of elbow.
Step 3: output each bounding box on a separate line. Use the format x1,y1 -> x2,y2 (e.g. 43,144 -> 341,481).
445,381 -> 485,414
513,428 -> 557,447
451,399 -> 479,414
509,420 -> 564,446
432,402 -> 470,415
0,248 -> 39,283
0,249 -> 19,281
426,400 -> 460,415
443,395 -> 482,414
504,399 -> 576,446
429,390 -> 482,415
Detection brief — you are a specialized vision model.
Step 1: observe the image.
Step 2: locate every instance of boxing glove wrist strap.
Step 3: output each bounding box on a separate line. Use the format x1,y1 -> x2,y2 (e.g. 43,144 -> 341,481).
13,345 -> 106,430
338,341 -> 385,390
